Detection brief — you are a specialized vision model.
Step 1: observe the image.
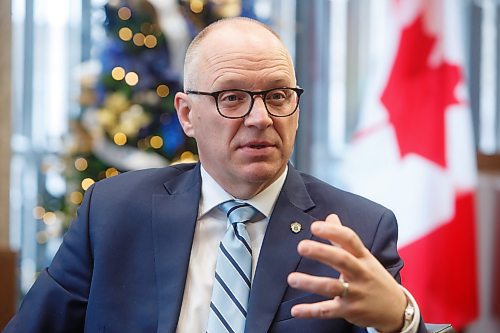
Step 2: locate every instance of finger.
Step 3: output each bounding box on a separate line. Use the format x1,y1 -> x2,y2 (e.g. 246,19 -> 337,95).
311,215 -> 367,258
297,239 -> 363,276
325,213 -> 341,226
287,272 -> 347,299
291,298 -> 344,319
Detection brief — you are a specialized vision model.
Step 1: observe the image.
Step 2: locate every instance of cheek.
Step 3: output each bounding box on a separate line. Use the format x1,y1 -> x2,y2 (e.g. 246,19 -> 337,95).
192,111 -> 216,138
276,121 -> 298,148
193,116 -> 239,152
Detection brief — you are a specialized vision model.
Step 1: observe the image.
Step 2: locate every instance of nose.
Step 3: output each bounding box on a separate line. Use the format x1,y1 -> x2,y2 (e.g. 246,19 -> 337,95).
244,96 -> 273,128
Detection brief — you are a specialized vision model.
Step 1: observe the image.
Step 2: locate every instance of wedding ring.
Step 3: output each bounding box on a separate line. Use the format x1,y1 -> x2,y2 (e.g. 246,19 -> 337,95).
339,275 -> 349,298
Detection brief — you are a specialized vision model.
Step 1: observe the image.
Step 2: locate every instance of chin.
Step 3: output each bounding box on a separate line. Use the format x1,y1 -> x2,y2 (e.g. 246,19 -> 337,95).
239,162 -> 284,184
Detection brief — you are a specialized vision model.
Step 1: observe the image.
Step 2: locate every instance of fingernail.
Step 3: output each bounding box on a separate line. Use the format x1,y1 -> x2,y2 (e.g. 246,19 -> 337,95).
291,307 -> 300,316
288,275 -> 298,287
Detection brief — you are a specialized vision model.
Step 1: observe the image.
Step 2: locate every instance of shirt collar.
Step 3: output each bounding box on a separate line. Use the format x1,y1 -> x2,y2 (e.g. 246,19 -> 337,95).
199,165 -> 288,219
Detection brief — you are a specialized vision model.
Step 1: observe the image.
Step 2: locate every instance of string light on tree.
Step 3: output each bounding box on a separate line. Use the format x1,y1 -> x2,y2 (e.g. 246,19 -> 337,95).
105,167 -> 120,178
156,84 -> 169,97
69,191 -> 84,205
150,135 -> 164,149
180,151 -> 197,162
190,0 -> 204,13
133,33 -> 145,46
74,157 -> 89,171
81,178 -> 95,191
114,132 -> 128,145
124,72 -> 139,86
111,67 -> 126,81
118,6 -> 131,20
144,35 -> 157,48
119,27 -> 133,41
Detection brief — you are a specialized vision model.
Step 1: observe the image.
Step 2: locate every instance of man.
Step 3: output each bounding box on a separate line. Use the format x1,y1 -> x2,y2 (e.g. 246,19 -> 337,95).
4,18 -> 425,333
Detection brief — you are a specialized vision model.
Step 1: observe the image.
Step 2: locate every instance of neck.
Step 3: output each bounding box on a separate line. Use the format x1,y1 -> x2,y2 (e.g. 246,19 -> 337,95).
201,165 -> 287,200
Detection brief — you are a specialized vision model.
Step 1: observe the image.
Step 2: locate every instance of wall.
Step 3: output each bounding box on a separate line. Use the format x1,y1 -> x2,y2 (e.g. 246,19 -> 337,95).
0,0 -> 12,247
0,1 -> 16,329
467,156 -> 500,332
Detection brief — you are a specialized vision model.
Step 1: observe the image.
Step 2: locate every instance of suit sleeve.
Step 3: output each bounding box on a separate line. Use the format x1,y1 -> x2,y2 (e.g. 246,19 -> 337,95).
369,209 -> 404,282
367,209 -> 428,333
3,184 -> 96,333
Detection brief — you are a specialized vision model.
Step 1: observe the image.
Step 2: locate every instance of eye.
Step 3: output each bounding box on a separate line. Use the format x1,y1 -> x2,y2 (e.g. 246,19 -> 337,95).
266,89 -> 288,103
219,91 -> 247,103
224,94 -> 238,102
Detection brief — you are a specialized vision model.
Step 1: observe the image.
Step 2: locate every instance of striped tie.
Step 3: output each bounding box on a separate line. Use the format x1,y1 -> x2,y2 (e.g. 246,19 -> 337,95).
206,200 -> 263,333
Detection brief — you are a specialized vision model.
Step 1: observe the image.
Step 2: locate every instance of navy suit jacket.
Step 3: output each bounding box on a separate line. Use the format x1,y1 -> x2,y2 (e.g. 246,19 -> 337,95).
4,163 -> 426,333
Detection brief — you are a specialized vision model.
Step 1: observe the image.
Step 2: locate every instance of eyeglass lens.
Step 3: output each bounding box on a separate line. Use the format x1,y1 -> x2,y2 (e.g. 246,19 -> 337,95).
217,88 -> 299,117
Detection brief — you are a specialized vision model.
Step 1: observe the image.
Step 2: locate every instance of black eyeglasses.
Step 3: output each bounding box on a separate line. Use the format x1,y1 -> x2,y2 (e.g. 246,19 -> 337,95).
185,87 -> 304,119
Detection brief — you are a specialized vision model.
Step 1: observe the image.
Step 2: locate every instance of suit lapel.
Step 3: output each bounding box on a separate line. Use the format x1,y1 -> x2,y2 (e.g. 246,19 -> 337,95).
152,164 -> 202,333
245,166 -> 316,333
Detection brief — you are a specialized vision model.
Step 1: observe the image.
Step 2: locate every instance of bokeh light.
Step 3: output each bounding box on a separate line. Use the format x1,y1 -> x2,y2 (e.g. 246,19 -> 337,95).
69,191 -> 84,205
150,136 -> 164,149
118,7 -> 132,20
118,27 -> 133,41
156,84 -> 170,97
74,157 -> 89,171
81,178 -> 95,191
124,72 -> 139,86
114,132 -> 128,145
111,67 -> 126,81
190,0 -> 204,13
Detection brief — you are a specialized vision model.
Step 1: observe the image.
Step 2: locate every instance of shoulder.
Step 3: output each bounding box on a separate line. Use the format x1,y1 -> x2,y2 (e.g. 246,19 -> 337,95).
293,170 -> 399,257
96,162 -> 196,186
75,163 -> 199,234
88,163 -> 199,199
297,170 -> 391,218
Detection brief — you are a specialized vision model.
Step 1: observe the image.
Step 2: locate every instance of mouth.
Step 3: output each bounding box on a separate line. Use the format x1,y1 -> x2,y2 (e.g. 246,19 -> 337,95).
241,141 -> 274,150
248,144 -> 269,149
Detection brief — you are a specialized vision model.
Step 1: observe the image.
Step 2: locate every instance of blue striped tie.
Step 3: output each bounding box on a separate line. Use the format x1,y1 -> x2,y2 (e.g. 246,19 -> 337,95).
206,200 -> 263,333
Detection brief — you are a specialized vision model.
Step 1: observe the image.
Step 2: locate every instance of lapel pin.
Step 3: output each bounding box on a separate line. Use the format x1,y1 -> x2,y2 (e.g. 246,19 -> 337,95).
290,221 -> 302,234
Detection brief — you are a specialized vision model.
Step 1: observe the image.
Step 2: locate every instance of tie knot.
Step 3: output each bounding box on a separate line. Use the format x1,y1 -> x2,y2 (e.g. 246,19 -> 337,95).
219,200 -> 263,225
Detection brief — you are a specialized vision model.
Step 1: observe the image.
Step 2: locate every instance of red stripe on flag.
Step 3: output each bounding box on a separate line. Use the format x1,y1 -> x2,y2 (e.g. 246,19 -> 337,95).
399,192 -> 478,329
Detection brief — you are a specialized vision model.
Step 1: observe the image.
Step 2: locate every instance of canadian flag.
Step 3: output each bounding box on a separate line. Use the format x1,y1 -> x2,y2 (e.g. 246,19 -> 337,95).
339,0 -> 478,329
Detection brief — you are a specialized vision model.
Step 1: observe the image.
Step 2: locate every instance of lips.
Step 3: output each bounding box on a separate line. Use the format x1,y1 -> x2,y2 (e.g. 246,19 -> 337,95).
249,144 -> 268,149
241,141 -> 274,149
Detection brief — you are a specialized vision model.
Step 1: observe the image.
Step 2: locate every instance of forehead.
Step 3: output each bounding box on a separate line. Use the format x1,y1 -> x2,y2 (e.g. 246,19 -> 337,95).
196,24 -> 295,89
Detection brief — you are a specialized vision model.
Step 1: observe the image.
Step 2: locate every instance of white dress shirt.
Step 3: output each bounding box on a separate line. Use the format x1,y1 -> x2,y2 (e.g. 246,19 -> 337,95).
176,166 -> 288,333
175,165 -> 420,333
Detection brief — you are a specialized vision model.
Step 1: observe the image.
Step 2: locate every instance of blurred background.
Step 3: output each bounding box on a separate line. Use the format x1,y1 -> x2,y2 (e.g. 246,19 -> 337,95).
0,0 -> 499,332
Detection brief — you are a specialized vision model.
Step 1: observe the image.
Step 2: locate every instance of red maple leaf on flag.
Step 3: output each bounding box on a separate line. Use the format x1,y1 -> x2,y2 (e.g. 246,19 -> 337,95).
381,14 -> 461,168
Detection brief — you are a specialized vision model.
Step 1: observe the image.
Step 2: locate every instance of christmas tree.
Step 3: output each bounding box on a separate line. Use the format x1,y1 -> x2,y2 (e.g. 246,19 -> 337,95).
63,0 -> 196,229
36,0 -> 257,246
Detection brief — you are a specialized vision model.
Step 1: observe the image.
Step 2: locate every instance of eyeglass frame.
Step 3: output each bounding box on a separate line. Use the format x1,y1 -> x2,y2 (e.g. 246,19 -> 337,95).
185,86 -> 304,119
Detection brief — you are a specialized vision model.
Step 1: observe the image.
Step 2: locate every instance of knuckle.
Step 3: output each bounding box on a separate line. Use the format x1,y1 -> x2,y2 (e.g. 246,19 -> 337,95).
344,229 -> 358,246
318,304 -> 331,318
336,251 -> 349,267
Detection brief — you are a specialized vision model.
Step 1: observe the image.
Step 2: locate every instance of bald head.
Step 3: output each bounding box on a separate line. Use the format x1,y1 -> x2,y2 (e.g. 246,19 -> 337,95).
174,17 -> 300,199
183,17 -> 294,90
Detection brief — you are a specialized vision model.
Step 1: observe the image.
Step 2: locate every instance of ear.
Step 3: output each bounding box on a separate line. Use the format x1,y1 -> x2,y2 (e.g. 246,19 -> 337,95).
175,92 -> 195,138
